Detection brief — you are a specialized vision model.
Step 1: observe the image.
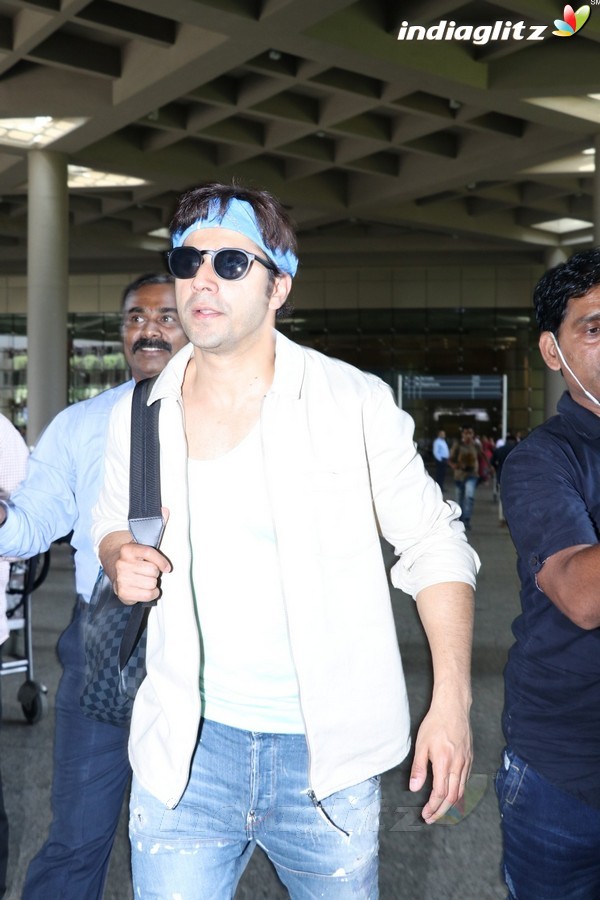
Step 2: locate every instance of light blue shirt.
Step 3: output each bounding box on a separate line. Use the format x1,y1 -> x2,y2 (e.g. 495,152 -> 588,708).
433,436 -> 449,461
0,380 -> 133,602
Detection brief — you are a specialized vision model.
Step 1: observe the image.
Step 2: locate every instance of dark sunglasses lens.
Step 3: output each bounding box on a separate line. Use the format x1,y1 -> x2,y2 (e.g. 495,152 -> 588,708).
168,248 -> 201,279
213,249 -> 251,280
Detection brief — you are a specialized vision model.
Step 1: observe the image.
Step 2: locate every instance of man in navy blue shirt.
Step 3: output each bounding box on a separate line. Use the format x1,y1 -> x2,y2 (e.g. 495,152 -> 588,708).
498,248 -> 600,899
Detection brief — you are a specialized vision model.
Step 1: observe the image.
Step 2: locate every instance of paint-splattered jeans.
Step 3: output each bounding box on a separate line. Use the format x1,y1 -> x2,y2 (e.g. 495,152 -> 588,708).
129,718 -> 380,898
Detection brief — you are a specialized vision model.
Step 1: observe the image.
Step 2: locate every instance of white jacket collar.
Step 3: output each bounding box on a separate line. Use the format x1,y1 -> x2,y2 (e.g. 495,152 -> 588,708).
148,329 -> 306,405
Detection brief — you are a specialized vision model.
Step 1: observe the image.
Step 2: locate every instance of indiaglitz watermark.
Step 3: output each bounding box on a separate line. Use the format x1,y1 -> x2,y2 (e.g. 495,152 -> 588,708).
397,20 -> 547,45
396,4 -> 591,45
381,774 -> 489,832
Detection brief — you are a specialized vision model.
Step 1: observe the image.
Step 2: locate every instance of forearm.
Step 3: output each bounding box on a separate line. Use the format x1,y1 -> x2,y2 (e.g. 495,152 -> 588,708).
537,543 -> 600,629
416,581 -> 474,701
0,420 -> 78,557
0,491 -> 76,558
410,581 -> 474,823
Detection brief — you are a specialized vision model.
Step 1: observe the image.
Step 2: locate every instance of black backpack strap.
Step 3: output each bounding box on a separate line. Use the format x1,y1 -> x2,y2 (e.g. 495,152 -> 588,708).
120,376 -> 163,671
128,375 -> 163,542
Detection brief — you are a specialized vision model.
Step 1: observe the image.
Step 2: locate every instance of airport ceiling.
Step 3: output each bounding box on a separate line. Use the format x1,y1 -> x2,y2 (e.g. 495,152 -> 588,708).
0,0 -> 598,275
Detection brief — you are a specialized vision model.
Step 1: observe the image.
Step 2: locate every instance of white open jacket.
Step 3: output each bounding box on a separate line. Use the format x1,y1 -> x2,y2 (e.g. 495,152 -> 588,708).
93,332 -> 479,807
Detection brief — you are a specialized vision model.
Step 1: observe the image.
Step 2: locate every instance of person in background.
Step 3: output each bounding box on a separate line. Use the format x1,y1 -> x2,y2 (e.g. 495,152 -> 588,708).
449,426 -> 482,530
0,414 -> 28,898
478,434 -> 495,485
491,434 -> 518,525
0,274 -> 187,900
498,248 -> 600,898
432,428 -> 449,490
94,181 -> 479,899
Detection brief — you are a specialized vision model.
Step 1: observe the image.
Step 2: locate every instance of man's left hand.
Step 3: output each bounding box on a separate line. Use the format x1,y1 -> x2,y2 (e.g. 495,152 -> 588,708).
409,696 -> 472,824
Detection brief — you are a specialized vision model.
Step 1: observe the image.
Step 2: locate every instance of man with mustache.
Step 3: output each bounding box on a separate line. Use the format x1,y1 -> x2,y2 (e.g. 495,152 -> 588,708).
0,273 -> 187,899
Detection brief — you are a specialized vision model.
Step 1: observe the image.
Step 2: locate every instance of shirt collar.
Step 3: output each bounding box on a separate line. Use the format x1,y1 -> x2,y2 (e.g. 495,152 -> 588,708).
557,390 -> 600,440
148,329 -> 306,405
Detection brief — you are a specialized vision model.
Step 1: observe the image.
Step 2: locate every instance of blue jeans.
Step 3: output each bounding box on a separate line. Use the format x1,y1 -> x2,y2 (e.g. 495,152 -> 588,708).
130,719 -> 380,898
454,475 -> 478,525
22,601 -> 130,900
495,747 -> 600,899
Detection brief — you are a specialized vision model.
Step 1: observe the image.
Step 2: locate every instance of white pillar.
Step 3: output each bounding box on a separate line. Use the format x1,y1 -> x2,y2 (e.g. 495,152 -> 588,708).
542,247 -> 567,419
27,150 -> 69,445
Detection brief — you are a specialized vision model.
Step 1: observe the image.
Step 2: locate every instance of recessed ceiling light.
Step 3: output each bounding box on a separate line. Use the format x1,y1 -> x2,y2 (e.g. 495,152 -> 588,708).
67,165 -> 147,188
532,217 -> 593,234
148,227 -> 170,240
526,96 -> 600,124
523,153 -> 595,175
0,117 -> 86,148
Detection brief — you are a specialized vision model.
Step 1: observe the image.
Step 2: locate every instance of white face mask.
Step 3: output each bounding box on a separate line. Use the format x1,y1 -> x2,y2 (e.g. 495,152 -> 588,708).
551,333 -> 600,408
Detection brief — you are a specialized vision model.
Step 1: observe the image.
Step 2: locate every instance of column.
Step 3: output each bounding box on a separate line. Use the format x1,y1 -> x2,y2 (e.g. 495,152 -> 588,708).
27,150 -> 69,445
542,247 -> 567,420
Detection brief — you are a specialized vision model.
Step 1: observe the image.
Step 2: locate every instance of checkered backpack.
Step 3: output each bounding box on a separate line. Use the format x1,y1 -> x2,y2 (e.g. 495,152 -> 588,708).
80,376 -> 163,726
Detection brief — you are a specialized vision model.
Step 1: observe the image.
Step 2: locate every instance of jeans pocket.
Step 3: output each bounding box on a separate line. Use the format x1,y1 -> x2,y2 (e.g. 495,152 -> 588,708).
496,749 -> 528,810
310,777 -> 381,838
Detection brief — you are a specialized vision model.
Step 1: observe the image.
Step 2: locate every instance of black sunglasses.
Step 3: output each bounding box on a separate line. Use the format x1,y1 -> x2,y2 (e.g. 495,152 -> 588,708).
166,247 -> 279,281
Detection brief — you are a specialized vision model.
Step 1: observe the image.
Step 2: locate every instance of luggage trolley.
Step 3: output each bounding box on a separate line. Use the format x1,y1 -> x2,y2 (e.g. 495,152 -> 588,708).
2,551 -> 51,723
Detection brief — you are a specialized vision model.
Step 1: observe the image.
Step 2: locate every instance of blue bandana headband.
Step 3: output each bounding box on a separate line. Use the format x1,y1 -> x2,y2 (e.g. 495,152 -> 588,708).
171,198 -> 298,277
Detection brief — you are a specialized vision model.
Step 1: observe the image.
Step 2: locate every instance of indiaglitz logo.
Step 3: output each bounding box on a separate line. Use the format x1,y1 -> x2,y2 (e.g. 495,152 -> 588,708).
553,4 -> 590,35
396,2 -> 591,45
396,19 -> 547,45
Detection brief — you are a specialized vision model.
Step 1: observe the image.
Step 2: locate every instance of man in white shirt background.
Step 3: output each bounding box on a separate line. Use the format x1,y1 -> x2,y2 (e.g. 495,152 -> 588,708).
433,427 -> 450,490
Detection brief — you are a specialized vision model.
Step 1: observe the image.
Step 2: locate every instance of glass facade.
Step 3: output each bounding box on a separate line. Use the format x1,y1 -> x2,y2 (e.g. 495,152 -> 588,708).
0,314 -> 127,432
0,306 -> 543,445
279,306 -> 543,444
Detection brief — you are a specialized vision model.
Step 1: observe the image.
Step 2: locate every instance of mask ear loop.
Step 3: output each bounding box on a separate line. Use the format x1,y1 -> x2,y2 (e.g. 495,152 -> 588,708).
551,333 -> 600,408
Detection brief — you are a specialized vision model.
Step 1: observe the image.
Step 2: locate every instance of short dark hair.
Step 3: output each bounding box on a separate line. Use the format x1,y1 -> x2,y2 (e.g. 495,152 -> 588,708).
533,248 -> 600,334
121,273 -> 174,308
169,182 -> 298,261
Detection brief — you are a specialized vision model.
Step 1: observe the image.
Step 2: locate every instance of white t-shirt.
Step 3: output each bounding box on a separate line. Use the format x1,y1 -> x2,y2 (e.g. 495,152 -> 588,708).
188,425 -> 304,734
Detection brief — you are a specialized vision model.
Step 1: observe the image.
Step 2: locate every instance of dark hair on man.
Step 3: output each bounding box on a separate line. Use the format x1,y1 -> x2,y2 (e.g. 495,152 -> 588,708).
121,273 -> 174,308
533,248 -> 600,334
169,182 -> 298,259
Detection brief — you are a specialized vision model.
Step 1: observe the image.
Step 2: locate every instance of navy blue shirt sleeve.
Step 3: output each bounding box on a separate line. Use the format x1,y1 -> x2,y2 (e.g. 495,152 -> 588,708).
501,431 -> 599,577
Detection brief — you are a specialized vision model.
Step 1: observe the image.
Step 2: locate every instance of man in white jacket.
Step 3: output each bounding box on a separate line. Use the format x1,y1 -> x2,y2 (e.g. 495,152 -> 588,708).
94,182 -> 479,899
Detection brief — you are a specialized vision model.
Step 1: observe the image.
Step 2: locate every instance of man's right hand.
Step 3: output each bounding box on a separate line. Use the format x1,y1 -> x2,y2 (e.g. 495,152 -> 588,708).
113,541 -> 171,606
99,529 -> 171,606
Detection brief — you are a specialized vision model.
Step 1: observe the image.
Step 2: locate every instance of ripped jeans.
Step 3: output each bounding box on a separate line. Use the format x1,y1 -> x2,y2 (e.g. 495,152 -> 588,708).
129,719 -> 380,899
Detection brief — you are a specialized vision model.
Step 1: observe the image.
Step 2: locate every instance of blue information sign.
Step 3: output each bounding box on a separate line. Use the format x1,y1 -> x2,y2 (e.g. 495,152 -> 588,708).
402,375 -> 503,400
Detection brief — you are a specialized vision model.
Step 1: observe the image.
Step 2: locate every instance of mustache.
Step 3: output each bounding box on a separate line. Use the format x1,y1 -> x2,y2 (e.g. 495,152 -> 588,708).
132,338 -> 172,354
